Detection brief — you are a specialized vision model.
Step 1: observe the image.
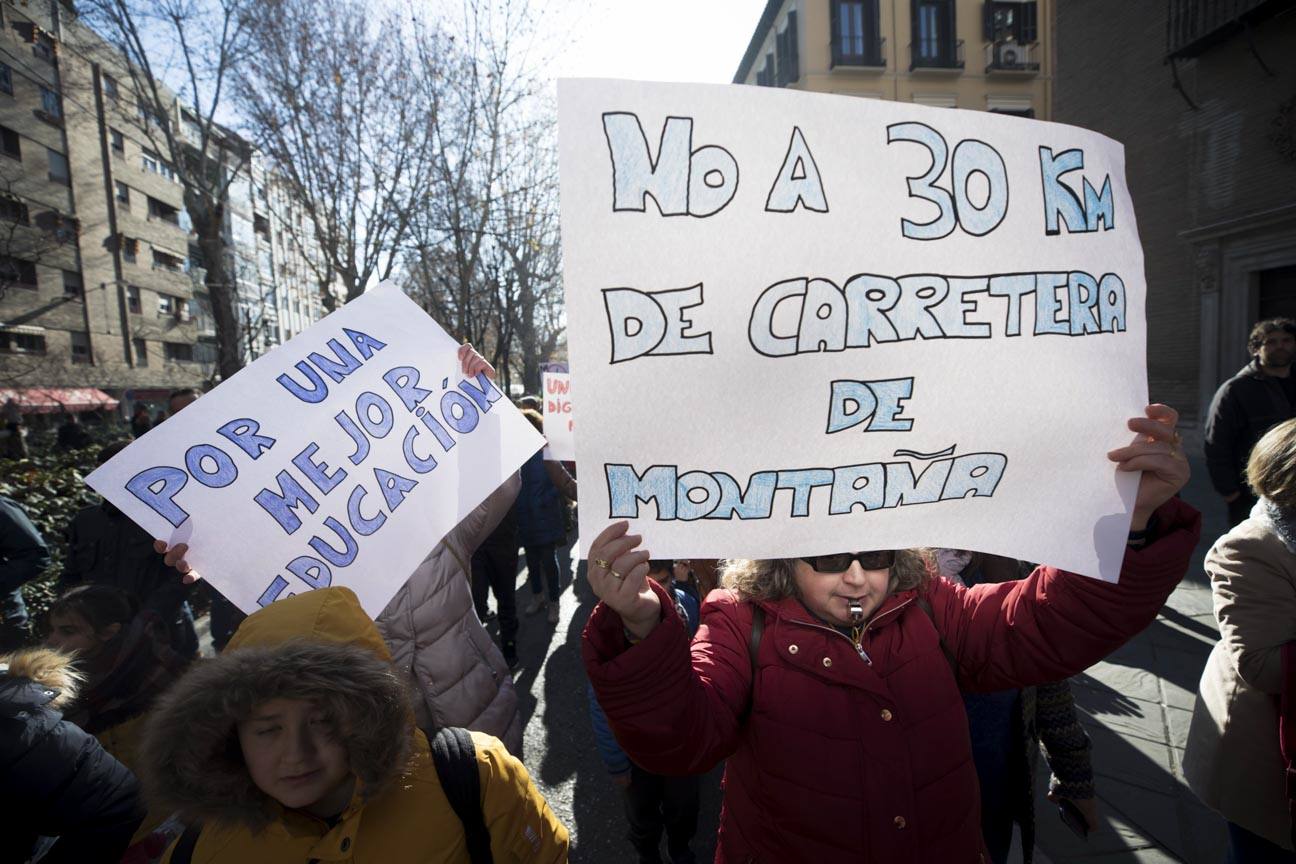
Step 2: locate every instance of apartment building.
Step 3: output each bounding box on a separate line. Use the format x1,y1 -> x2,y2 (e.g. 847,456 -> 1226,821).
0,0 -> 328,415
734,0 -> 1052,119
1054,0 -> 1294,436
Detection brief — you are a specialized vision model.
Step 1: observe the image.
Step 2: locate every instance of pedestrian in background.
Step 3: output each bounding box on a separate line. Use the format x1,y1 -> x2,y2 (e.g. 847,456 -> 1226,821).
1205,317 -> 1296,526
517,409 -> 577,626
472,507 -> 521,667
62,442 -> 198,658
584,405 -> 1197,862
936,550 -> 1097,863
589,559 -> 701,864
45,583 -> 189,851
0,494 -> 50,651
1186,417 -> 1296,862
130,404 -> 152,439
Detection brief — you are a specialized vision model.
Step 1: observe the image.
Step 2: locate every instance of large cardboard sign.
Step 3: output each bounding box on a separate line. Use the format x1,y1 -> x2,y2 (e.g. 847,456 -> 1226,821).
87,284 -> 545,614
557,80 -> 1149,581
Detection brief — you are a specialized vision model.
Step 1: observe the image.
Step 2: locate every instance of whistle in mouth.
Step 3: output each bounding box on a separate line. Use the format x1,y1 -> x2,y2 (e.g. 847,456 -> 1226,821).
848,600 -> 864,623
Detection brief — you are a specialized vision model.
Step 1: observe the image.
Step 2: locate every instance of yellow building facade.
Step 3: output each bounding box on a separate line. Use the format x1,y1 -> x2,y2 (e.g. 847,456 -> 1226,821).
735,0 -> 1052,120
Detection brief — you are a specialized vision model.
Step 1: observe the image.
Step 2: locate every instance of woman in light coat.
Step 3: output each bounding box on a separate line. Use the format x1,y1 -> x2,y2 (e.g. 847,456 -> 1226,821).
1185,417 -> 1296,863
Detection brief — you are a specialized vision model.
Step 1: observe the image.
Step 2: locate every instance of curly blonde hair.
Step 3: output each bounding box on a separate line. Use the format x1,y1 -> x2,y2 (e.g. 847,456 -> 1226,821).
720,549 -> 934,602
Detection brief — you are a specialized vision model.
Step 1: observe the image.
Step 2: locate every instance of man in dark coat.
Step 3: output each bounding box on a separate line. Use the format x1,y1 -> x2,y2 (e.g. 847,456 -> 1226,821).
1,647 -> 145,863
60,442 -> 197,657
1204,318 -> 1296,525
0,495 -> 51,651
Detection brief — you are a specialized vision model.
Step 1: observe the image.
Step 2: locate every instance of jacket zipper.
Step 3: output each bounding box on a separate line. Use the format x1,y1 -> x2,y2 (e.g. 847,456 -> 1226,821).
784,597 -> 917,667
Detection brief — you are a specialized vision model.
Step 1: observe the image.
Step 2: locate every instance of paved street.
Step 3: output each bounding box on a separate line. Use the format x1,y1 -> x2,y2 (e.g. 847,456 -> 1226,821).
499,453 -> 1233,863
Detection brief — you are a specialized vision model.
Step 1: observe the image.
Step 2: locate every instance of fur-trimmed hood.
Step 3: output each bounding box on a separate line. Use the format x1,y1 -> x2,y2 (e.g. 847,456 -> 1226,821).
0,647 -> 81,710
140,587 -> 413,829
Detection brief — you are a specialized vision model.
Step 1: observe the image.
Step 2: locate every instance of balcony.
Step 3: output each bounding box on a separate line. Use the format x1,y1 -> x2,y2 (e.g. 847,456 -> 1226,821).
910,39 -> 964,72
985,40 -> 1040,74
832,36 -> 886,70
1166,0 -> 1285,58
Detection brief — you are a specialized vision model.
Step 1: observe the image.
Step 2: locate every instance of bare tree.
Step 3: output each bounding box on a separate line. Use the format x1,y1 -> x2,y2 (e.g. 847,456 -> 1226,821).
237,0 -> 435,307
76,0 -> 255,382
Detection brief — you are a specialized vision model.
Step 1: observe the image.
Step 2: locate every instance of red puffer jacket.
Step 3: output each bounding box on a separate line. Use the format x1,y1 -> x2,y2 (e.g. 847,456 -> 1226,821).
583,499 -> 1200,863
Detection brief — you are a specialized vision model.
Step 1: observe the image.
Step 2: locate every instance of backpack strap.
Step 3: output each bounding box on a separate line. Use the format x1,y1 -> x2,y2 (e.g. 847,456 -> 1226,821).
431,727 -> 495,864
169,823 -> 202,864
743,604 -> 766,720
915,594 -> 959,679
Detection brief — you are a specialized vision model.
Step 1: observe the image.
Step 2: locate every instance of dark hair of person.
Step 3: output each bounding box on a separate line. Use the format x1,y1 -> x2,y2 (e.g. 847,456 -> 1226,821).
97,439 -> 132,466
647,559 -> 674,574
167,387 -> 202,403
49,584 -> 137,637
520,407 -> 544,434
1247,317 -> 1296,354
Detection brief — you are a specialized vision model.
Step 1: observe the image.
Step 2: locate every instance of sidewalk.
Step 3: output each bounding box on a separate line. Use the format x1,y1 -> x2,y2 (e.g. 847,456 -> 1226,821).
1026,455 -> 1228,864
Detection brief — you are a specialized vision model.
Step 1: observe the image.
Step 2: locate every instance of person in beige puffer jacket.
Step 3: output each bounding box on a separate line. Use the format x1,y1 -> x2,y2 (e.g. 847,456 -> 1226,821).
377,471 -> 524,754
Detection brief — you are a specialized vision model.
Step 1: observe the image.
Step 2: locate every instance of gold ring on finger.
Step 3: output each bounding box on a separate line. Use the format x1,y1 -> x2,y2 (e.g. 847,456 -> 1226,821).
593,558 -> 612,571
610,570 -> 623,580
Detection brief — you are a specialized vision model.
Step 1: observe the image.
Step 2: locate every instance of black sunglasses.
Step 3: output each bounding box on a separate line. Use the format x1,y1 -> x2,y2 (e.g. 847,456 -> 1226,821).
800,550 -> 896,573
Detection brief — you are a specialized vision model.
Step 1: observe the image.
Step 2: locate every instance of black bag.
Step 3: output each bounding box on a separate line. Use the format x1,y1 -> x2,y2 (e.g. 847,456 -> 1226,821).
431,726 -> 495,864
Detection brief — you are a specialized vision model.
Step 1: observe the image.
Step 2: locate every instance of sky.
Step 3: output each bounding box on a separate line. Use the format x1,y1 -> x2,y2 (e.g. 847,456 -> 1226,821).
542,0 -> 767,85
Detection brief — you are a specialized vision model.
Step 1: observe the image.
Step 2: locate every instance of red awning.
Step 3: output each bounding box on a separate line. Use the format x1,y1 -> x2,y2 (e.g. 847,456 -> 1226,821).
0,387 -> 120,414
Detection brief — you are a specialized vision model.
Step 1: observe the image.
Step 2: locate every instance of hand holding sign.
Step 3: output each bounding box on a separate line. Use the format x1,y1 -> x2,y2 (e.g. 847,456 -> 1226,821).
1106,404 -> 1190,531
587,521 -> 660,640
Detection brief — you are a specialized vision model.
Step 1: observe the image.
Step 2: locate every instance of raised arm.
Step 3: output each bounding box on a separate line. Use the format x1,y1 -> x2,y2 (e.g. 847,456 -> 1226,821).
930,496 -> 1200,692
583,521 -> 753,775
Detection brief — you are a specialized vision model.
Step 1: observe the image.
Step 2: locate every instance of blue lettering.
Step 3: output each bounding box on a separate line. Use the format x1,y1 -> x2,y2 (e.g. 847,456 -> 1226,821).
254,470 -> 319,535
125,466 -> 190,528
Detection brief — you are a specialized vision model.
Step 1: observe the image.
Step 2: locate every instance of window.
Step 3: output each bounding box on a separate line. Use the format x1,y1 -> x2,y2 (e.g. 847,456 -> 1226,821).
158,293 -> 176,316
110,128 -> 124,154
0,330 -> 44,354
0,126 -> 19,160
127,285 -> 141,313
39,86 -> 60,119
103,74 -> 119,101
164,341 -> 193,363
47,148 -> 69,185
141,150 -> 177,182
147,196 -> 180,225
70,331 -> 90,364
32,32 -> 53,62
115,181 -> 130,207
775,12 -> 800,86
0,196 -> 28,224
983,1 -> 1038,44
132,337 -> 148,366
254,213 -> 270,237
912,0 -> 959,66
833,1 -> 883,66
121,236 -> 138,264
0,255 -> 37,288
0,63 -> 12,96
152,249 -> 184,272
62,269 -> 81,297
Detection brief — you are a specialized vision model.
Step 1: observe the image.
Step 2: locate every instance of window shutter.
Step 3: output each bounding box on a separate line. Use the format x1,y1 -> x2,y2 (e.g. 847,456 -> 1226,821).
983,1 -> 997,41
944,0 -> 958,52
1022,1 -> 1038,42
910,0 -> 920,56
831,0 -> 841,63
788,11 -> 799,81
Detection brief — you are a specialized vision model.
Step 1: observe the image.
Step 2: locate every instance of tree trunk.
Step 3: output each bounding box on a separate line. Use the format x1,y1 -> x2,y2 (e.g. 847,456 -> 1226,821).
191,202 -> 243,382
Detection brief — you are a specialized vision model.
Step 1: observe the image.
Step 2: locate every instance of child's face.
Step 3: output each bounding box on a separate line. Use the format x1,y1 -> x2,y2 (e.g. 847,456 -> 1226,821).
237,698 -> 354,818
45,611 -> 113,657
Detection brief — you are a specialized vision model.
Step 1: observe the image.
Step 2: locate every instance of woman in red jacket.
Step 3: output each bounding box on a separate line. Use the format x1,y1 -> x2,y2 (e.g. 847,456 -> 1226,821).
583,404 -> 1200,863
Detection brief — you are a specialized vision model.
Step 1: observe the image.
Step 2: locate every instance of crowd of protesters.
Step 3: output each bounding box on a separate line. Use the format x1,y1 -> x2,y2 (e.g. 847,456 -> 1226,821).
0,320 -> 1293,863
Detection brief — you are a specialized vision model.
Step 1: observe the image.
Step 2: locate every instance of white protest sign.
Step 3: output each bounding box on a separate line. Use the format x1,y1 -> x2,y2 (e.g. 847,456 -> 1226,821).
542,372 -> 575,462
87,283 -> 545,614
558,79 -> 1148,581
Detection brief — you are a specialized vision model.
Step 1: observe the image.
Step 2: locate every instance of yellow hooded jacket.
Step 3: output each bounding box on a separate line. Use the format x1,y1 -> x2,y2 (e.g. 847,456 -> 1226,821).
141,586 -> 568,863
